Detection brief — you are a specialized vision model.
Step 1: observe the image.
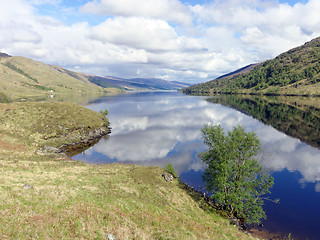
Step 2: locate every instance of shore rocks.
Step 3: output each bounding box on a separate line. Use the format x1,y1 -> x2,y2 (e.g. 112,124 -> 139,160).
162,173 -> 173,182
37,127 -> 111,156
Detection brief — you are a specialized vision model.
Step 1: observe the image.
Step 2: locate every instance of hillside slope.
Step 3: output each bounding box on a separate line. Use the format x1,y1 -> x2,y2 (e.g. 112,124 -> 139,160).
0,55 -> 109,100
184,37 -> 320,96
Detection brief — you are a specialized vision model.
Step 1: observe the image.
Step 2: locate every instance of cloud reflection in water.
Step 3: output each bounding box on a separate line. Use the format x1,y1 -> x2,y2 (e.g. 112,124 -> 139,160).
78,92 -> 320,190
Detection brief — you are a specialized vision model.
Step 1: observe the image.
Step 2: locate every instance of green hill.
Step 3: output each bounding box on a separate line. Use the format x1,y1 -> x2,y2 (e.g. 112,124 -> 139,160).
0,55 -> 119,101
183,37 -> 320,96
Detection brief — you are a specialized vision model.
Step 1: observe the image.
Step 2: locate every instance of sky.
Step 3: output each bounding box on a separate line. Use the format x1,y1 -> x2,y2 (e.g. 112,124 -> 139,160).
1,0 -> 320,83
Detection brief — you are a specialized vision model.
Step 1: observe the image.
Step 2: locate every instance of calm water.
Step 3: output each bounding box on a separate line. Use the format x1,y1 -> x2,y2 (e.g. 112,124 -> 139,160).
73,91 -> 320,239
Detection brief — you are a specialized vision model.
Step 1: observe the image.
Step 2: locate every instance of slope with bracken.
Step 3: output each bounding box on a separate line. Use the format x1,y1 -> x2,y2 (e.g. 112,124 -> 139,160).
183,37 -> 320,96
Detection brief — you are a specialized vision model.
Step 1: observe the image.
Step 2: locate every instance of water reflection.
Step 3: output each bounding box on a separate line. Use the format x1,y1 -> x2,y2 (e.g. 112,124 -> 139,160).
208,95 -> 320,149
258,128 -> 320,187
76,92 -> 320,188
75,92 -> 250,173
73,91 -> 320,239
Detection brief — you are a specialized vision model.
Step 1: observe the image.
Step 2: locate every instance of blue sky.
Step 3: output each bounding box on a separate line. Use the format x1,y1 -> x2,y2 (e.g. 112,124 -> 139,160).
279,0 -> 307,5
1,0 -> 320,83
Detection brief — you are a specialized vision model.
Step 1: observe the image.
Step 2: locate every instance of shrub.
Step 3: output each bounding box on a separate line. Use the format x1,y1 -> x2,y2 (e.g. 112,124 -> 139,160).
163,163 -> 178,178
199,124 -> 274,224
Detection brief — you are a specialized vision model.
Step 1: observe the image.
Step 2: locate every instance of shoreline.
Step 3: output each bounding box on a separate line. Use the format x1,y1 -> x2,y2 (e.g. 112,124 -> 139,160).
179,181 -> 288,239
182,90 -> 320,98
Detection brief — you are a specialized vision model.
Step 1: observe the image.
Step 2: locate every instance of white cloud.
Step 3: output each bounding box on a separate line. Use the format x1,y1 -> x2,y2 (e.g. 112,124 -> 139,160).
81,0 -> 193,25
0,0 -> 320,82
88,97 -> 247,163
191,0 -> 320,62
0,0 -> 34,19
90,17 -> 180,52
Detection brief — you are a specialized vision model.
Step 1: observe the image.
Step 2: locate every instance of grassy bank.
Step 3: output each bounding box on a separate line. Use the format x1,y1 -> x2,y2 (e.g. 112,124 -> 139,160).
0,102 -> 255,239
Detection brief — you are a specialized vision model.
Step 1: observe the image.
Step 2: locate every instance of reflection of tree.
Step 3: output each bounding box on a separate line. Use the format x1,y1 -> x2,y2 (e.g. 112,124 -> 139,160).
208,95 -> 320,149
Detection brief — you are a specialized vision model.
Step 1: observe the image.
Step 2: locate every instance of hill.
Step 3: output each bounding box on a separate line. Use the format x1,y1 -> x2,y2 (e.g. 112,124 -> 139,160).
89,75 -> 191,90
0,55 -> 112,101
183,37 -> 320,96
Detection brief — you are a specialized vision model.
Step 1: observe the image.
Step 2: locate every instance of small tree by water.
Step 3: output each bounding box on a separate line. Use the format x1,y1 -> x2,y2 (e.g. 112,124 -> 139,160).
199,124 -> 274,224
99,109 -> 109,127
163,163 -> 178,178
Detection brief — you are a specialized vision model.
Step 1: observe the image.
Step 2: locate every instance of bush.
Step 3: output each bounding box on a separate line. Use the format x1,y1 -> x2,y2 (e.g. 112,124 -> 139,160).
163,163 -> 178,178
99,109 -> 109,116
199,124 -> 274,224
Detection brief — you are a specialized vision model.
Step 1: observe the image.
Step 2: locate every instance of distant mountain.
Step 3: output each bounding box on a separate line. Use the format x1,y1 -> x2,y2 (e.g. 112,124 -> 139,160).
183,37 -> 320,96
88,76 -> 190,90
0,53 -> 11,58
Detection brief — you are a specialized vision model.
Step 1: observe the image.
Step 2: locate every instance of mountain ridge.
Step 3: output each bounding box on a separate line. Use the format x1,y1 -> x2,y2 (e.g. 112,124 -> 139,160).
216,63 -> 259,80
88,76 -> 190,90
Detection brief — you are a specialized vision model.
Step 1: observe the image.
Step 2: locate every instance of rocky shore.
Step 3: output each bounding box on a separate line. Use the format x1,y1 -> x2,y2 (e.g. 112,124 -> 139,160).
37,126 -> 112,156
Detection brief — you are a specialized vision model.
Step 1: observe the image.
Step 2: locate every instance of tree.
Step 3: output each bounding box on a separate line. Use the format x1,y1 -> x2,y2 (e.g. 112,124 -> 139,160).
163,162 -> 178,178
199,124 -> 274,224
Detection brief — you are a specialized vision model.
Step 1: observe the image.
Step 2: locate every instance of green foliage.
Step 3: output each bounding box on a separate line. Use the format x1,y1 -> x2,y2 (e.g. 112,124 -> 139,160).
99,109 -> 110,127
163,163 -> 178,178
199,124 -> 274,224
99,109 -> 109,116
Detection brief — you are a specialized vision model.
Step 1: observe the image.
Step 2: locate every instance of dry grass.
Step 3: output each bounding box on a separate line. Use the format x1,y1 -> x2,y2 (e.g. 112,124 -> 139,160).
0,160 -> 256,239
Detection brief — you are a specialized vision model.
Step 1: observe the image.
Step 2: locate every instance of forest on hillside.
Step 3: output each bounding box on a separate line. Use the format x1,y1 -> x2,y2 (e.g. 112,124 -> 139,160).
184,37 -> 320,96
